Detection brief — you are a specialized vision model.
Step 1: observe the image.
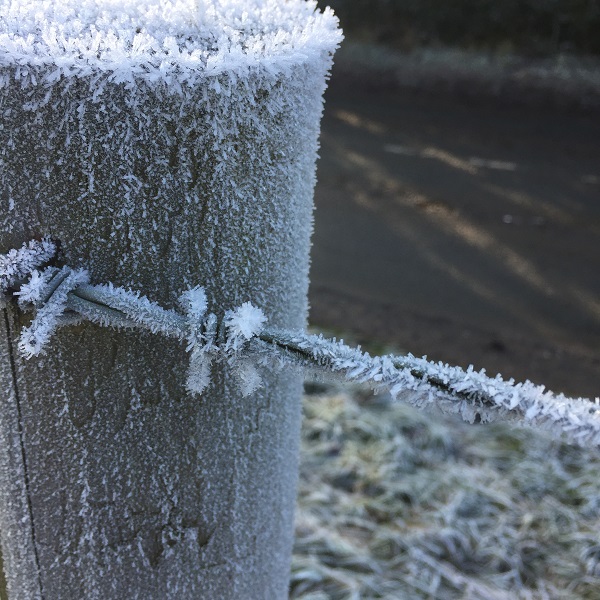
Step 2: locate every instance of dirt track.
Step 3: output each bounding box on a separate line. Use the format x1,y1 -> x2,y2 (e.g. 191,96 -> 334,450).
308,79 -> 600,399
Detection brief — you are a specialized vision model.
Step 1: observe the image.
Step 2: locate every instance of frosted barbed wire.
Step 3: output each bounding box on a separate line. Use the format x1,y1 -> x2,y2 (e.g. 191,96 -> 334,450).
77,282 -> 186,337
259,329 -> 600,446
177,285 -> 267,395
18,266 -> 90,358
1,240 -> 598,446
0,238 -> 56,301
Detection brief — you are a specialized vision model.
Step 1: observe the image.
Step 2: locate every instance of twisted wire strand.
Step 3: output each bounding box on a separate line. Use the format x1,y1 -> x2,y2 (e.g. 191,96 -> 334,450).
1,240 -> 598,446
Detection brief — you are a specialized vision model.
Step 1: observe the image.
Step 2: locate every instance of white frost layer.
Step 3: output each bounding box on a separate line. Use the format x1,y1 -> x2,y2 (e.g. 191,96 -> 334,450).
0,0 -> 342,89
0,2 -> 338,597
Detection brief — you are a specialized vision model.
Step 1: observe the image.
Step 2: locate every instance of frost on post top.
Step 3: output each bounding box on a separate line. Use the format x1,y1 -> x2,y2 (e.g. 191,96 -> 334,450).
0,0 -> 342,88
0,0 -> 341,322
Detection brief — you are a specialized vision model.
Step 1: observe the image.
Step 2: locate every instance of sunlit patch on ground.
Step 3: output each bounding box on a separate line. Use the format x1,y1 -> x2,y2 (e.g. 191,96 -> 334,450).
292,383 -> 600,599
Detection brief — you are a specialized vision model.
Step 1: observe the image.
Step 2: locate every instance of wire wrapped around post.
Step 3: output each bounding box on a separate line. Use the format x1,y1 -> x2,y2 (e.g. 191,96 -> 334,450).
3,239 -> 599,448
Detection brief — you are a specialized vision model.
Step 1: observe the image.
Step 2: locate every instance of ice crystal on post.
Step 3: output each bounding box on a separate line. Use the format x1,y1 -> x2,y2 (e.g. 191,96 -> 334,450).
233,359 -> 263,397
186,352 -> 213,396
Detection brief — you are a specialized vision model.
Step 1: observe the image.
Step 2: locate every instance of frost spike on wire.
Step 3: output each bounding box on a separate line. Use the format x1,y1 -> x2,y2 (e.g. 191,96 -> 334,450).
76,283 -> 187,338
0,238 -> 56,302
15,266 -> 60,308
1,240 -> 599,447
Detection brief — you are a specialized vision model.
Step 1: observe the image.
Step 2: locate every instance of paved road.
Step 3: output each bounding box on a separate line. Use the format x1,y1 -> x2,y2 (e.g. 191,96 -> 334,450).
308,82 -> 600,398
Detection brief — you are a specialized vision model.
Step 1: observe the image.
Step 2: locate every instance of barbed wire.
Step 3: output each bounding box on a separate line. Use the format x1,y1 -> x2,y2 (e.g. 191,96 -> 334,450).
1,239 -> 599,446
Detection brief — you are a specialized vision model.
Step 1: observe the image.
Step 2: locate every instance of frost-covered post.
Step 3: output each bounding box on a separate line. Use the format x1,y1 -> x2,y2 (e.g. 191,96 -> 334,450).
0,1 -> 341,598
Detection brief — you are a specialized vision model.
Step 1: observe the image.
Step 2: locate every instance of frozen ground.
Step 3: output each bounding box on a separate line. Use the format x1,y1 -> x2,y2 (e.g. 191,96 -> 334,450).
292,383 -> 600,599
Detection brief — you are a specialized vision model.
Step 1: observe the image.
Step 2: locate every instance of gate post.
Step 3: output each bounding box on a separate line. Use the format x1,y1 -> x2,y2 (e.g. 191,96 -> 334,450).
0,2 -> 341,598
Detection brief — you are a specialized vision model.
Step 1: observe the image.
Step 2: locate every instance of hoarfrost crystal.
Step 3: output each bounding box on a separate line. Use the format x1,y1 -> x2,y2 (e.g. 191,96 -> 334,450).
223,301 -> 267,351
0,239 -> 56,299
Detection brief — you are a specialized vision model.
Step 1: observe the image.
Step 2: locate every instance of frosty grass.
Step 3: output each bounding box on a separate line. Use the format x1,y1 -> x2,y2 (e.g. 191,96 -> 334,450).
292,383 -> 600,600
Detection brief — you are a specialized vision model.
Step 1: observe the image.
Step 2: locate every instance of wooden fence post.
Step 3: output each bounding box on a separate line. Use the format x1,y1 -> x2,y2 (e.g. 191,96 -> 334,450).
0,2 -> 341,598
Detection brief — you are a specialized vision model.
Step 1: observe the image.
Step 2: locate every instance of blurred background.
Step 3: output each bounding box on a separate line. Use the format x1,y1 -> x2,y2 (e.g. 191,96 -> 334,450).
295,5 -> 600,597
319,0 -> 600,56
308,0 -> 600,399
